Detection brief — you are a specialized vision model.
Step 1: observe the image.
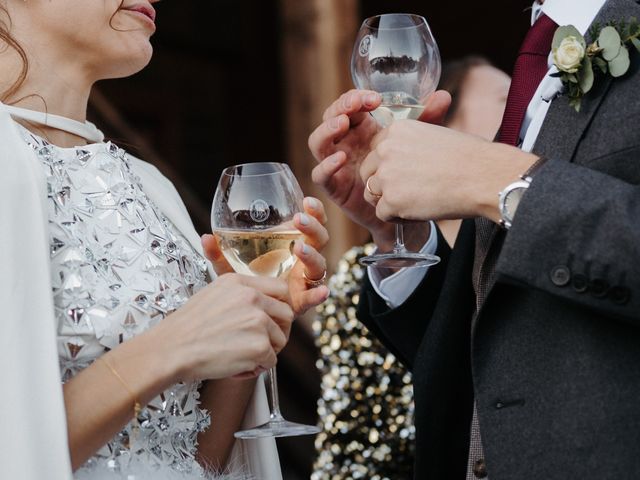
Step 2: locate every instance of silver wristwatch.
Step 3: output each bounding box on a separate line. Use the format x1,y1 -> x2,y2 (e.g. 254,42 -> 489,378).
498,157 -> 547,229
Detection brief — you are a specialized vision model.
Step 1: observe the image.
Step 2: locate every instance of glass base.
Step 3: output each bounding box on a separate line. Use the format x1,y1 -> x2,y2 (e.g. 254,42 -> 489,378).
235,419 -> 321,439
359,251 -> 440,268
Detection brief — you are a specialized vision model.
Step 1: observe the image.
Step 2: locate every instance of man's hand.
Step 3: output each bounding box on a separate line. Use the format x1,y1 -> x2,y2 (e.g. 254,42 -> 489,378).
360,120 -> 539,224
202,197 -> 330,319
308,89 -> 451,251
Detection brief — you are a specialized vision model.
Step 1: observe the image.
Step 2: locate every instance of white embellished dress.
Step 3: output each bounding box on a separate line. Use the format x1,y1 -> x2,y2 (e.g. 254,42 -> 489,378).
0,101 -> 285,479
19,125 -> 216,478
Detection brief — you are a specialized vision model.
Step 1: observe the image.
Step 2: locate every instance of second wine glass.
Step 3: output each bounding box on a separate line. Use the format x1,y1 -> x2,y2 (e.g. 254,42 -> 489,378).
351,13 -> 441,268
211,162 -> 321,438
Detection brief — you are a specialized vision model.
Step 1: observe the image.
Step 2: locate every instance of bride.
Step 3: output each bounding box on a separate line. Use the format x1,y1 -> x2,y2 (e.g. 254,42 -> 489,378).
0,1 -> 330,479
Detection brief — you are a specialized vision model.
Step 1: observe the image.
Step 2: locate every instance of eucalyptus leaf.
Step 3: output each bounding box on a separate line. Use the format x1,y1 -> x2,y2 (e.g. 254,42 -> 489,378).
593,56 -> 608,73
569,97 -> 582,112
608,45 -> 630,77
599,26 -> 622,60
579,56 -> 594,93
631,37 -> 640,53
553,25 -> 585,50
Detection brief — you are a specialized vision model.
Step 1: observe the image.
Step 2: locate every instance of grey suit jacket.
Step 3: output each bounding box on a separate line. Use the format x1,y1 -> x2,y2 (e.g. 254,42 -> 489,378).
358,0 -> 640,478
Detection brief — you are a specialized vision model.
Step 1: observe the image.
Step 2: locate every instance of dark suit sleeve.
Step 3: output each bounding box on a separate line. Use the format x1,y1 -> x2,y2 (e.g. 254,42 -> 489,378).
357,226 -> 452,370
497,157 -> 640,325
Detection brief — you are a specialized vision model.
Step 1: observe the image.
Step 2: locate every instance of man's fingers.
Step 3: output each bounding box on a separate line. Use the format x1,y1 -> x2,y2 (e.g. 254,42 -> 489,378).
362,174 -> 383,206
311,151 -> 347,195
201,234 -> 234,275
360,150 -> 382,187
322,89 -> 381,121
308,115 -> 350,161
418,90 -> 453,125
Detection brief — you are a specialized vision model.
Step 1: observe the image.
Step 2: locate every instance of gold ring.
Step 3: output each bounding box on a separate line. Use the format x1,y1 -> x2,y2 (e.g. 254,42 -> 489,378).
366,177 -> 382,198
303,270 -> 327,288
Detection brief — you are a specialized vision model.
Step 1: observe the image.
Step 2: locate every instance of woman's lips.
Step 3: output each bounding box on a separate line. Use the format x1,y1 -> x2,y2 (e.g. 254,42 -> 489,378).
122,4 -> 156,25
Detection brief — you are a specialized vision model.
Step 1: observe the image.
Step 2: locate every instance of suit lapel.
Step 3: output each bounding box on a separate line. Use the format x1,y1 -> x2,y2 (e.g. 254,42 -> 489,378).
479,0 -> 634,304
532,76 -> 613,161
533,0 -> 637,160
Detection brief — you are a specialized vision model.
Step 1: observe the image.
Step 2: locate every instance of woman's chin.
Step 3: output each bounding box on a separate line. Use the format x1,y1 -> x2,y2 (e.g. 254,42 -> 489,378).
99,44 -> 154,80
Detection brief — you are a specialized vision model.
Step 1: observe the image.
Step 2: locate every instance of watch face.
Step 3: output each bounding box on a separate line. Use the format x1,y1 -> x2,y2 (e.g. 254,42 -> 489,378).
504,187 -> 526,222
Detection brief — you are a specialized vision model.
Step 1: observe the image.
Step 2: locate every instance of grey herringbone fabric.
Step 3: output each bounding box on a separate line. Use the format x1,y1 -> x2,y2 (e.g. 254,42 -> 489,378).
466,405 -> 485,479
466,217 -> 504,479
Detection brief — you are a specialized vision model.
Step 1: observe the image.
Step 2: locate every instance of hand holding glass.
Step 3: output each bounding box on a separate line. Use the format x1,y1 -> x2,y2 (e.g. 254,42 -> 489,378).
211,162 -> 321,438
351,13 -> 442,268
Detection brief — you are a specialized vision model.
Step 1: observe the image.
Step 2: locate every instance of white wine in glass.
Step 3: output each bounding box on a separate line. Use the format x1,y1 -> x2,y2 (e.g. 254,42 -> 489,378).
371,91 -> 426,127
214,229 -> 301,278
211,162 -> 321,439
351,13 -> 442,268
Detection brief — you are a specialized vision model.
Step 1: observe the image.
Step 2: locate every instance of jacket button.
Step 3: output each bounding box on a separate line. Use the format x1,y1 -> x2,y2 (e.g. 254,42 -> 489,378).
473,458 -> 488,478
550,265 -> 571,286
572,273 -> 588,293
589,278 -> 609,298
609,286 -> 631,305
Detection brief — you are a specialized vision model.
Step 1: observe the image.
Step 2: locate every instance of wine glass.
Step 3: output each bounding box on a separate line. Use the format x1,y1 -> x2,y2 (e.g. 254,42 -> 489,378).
351,13 -> 442,268
211,162 -> 321,438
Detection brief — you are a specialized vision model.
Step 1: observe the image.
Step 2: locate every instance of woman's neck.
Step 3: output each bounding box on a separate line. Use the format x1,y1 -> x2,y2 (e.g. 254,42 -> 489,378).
0,43 -> 94,148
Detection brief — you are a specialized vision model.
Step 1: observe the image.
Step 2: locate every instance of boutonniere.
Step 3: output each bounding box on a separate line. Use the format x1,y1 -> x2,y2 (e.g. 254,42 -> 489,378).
552,18 -> 640,111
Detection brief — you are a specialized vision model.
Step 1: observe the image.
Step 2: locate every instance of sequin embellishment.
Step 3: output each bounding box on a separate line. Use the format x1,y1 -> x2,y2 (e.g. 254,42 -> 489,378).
23,127 -> 211,476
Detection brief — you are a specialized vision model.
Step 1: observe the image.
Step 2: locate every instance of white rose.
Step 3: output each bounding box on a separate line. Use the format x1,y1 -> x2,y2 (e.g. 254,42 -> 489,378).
553,36 -> 585,73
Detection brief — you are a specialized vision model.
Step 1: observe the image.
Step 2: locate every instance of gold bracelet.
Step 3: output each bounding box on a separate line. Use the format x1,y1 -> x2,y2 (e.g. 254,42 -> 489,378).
98,356 -> 142,441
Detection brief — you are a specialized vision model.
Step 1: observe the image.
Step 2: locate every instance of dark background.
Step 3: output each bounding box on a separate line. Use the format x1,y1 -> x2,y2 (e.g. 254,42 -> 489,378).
89,1 -> 532,478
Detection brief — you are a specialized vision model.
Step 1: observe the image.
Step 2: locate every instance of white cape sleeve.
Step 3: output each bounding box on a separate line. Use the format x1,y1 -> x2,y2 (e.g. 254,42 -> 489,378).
0,106 -> 74,478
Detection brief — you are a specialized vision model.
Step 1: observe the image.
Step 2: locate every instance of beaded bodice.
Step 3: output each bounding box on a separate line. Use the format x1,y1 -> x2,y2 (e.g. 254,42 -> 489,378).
20,126 -> 212,477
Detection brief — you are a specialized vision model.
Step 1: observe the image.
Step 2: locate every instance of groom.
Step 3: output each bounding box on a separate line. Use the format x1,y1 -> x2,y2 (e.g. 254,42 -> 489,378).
309,0 -> 640,478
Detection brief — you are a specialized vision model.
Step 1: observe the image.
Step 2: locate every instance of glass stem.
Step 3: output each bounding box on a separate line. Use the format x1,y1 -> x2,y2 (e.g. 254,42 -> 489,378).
266,367 -> 285,422
393,224 -> 407,253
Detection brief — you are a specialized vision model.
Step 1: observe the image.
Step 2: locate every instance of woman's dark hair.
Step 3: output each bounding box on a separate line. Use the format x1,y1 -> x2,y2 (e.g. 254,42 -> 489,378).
439,56 -> 492,125
0,1 -> 125,103
0,5 -> 29,102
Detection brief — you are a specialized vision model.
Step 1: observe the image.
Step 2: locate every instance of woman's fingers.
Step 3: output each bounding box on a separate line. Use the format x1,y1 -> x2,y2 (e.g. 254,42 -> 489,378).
258,294 -> 294,340
294,212 -> 329,251
265,315 -> 288,354
201,234 -> 234,275
293,240 -> 327,283
303,197 -> 328,225
294,285 -> 331,313
220,273 -> 290,302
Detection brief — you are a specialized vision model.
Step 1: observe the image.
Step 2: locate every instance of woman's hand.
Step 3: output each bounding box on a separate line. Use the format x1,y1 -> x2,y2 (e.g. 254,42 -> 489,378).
157,273 -> 294,382
202,197 -> 330,319
308,89 -> 451,250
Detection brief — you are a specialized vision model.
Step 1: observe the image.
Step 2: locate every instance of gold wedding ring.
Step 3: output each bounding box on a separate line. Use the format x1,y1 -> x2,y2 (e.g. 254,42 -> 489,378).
303,269 -> 327,288
366,177 -> 382,199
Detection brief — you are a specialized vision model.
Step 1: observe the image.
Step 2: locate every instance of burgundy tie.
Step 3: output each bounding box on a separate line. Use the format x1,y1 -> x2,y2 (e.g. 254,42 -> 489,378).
498,14 -> 558,146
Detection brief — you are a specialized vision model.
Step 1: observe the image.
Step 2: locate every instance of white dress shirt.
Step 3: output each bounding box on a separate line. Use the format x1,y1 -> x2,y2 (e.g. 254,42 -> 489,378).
370,0 -> 607,308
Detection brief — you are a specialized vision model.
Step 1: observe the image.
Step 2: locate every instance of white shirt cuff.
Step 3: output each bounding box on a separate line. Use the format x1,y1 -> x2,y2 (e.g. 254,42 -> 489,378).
368,221 -> 438,309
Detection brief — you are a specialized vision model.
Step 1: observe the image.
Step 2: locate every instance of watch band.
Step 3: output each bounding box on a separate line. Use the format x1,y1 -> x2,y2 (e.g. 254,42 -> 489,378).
521,156 -> 548,181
